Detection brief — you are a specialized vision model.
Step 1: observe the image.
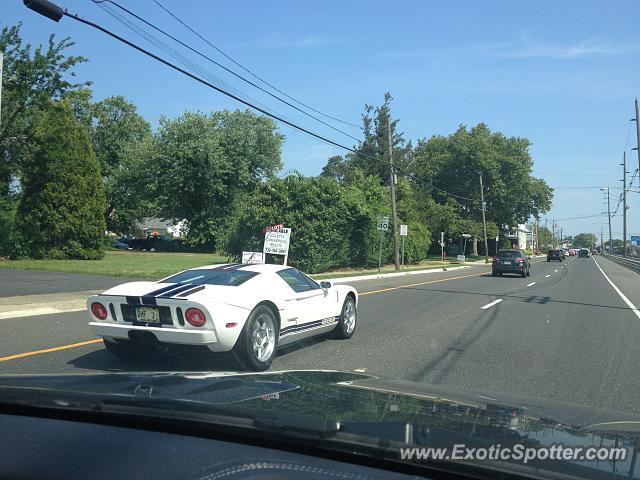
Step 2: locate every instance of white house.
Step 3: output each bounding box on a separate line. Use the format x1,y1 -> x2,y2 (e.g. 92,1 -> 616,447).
136,218 -> 186,239
506,224 -> 532,249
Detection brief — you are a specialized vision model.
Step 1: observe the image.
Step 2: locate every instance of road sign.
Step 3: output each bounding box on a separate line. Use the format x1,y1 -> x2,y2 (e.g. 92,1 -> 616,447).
377,216 -> 389,231
400,224 -> 408,236
262,223 -> 284,233
632,235 -> 640,246
264,227 -> 291,260
457,255 -> 466,262
242,251 -> 264,264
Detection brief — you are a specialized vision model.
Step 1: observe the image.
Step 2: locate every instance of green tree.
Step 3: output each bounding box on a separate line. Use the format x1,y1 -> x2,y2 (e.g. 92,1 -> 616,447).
572,233 -> 597,248
222,174 -> 391,272
0,23 -> 89,196
411,123 -> 552,250
88,96 -> 153,234
0,23 -> 89,254
147,109 -> 283,247
16,101 -> 106,259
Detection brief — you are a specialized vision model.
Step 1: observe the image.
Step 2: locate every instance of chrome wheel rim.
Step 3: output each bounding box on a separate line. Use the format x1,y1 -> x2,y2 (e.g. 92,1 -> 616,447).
251,313 -> 276,362
343,300 -> 356,334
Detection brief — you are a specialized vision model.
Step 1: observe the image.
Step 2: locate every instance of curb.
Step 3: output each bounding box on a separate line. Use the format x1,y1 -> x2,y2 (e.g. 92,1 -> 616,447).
323,265 -> 473,283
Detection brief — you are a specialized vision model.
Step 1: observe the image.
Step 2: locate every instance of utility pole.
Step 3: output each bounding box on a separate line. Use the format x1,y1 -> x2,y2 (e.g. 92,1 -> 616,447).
560,227 -> 563,247
551,220 -> 556,248
606,187 -> 612,254
478,173 -> 489,263
633,98 -> 640,176
387,119 -> 400,270
622,151 -> 628,257
535,219 -> 539,254
544,218 -> 548,250
601,227 -> 603,253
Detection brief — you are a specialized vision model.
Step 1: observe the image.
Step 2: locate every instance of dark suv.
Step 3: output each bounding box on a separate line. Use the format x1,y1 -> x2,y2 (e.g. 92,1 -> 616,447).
547,249 -> 564,262
492,250 -> 531,277
578,248 -> 590,258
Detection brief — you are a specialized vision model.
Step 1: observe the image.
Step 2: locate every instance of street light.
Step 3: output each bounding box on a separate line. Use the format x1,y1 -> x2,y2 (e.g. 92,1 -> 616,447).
461,234 -> 471,262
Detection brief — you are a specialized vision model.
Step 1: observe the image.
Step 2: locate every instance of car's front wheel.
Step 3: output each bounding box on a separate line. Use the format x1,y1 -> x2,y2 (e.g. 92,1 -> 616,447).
233,305 -> 278,371
334,296 -> 357,339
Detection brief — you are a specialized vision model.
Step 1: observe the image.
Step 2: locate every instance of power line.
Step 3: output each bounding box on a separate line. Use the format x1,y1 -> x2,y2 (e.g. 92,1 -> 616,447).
95,5 -> 478,205
151,0 -> 362,131
26,0 -> 481,207
96,0 -> 362,143
97,2 -> 305,130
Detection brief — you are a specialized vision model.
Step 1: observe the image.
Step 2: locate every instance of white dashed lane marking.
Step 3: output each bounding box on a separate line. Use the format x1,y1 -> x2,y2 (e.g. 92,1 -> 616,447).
481,299 -> 503,310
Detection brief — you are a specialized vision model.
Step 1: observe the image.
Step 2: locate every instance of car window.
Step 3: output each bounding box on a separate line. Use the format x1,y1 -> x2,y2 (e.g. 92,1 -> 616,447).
163,269 -> 258,286
497,251 -> 520,258
277,268 -> 320,293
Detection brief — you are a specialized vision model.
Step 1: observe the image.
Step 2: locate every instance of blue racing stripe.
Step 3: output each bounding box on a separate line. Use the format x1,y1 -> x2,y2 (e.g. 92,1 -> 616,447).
157,283 -> 195,297
144,283 -> 184,297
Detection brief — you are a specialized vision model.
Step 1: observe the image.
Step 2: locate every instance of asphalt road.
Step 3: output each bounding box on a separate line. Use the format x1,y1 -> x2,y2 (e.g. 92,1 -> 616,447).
2,256 -> 640,416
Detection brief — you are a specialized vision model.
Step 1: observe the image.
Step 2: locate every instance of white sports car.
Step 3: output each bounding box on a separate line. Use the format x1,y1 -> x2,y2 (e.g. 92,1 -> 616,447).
87,263 -> 358,371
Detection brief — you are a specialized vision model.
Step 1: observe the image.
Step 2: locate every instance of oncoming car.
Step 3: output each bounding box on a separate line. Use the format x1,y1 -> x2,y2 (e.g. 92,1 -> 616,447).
87,264 -> 358,371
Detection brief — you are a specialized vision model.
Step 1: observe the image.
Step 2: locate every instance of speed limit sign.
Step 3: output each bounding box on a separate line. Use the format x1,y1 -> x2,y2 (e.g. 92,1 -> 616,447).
377,216 -> 389,231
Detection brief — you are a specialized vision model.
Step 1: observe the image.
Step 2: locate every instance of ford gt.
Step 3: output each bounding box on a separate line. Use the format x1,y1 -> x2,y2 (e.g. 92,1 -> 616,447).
87,263 -> 358,371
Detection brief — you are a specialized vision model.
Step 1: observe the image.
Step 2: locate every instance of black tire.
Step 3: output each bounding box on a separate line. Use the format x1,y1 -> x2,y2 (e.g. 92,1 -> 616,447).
492,271 -> 498,277
103,339 -> 138,359
333,296 -> 357,339
526,267 -> 531,277
233,305 -> 278,371
520,269 -> 526,278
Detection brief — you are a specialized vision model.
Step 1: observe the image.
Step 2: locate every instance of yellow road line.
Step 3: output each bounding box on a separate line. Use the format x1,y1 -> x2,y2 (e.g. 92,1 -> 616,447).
359,271 -> 488,296
0,338 -> 102,362
1,269 -> 493,363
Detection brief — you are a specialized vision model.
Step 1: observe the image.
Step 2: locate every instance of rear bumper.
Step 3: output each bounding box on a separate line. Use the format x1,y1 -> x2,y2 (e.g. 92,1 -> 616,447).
492,264 -> 526,273
89,322 -> 219,347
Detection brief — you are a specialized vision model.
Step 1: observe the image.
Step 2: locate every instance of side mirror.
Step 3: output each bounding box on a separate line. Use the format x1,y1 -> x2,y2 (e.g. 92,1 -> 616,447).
527,256 -> 532,260
320,281 -> 332,289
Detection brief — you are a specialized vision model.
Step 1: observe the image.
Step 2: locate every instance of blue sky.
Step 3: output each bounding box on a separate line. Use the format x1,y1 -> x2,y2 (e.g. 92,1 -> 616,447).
3,0 -> 640,239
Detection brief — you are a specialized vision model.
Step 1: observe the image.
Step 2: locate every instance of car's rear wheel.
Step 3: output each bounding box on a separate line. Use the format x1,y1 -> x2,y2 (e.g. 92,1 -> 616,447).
233,305 -> 278,371
103,339 -> 137,359
520,269 -> 526,278
333,296 -> 357,339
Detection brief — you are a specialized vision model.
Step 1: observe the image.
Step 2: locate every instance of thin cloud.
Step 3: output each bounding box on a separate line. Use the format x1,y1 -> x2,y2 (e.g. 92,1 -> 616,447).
498,37 -> 640,59
380,37 -> 640,60
250,32 -> 348,49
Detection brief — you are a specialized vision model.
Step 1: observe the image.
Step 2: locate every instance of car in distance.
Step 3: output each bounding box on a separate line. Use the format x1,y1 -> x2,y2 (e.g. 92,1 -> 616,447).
578,248 -> 590,258
568,248 -> 576,256
547,249 -> 564,262
87,263 -> 358,371
492,249 -> 531,277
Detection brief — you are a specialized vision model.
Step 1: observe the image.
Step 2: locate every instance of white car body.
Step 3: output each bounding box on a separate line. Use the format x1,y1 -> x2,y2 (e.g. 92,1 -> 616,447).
88,263 -> 358,353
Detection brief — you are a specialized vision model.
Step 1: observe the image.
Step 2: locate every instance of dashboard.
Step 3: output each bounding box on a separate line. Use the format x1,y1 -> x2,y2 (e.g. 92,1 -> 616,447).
0,412 -> 426,480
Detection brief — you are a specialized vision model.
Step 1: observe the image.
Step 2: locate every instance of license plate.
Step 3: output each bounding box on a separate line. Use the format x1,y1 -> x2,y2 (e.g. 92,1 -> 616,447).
502,261 -> 511,265
136,307 -> 160,323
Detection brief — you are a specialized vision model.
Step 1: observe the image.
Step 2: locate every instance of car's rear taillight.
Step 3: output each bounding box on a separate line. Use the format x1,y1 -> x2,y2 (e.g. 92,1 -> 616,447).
185,307 -> 206,327
91,302 -> 108,320
515,257 -> 525,262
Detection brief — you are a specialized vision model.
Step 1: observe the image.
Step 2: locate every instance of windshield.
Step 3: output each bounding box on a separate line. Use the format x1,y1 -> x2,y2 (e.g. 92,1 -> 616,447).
2,1 -> 640,478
